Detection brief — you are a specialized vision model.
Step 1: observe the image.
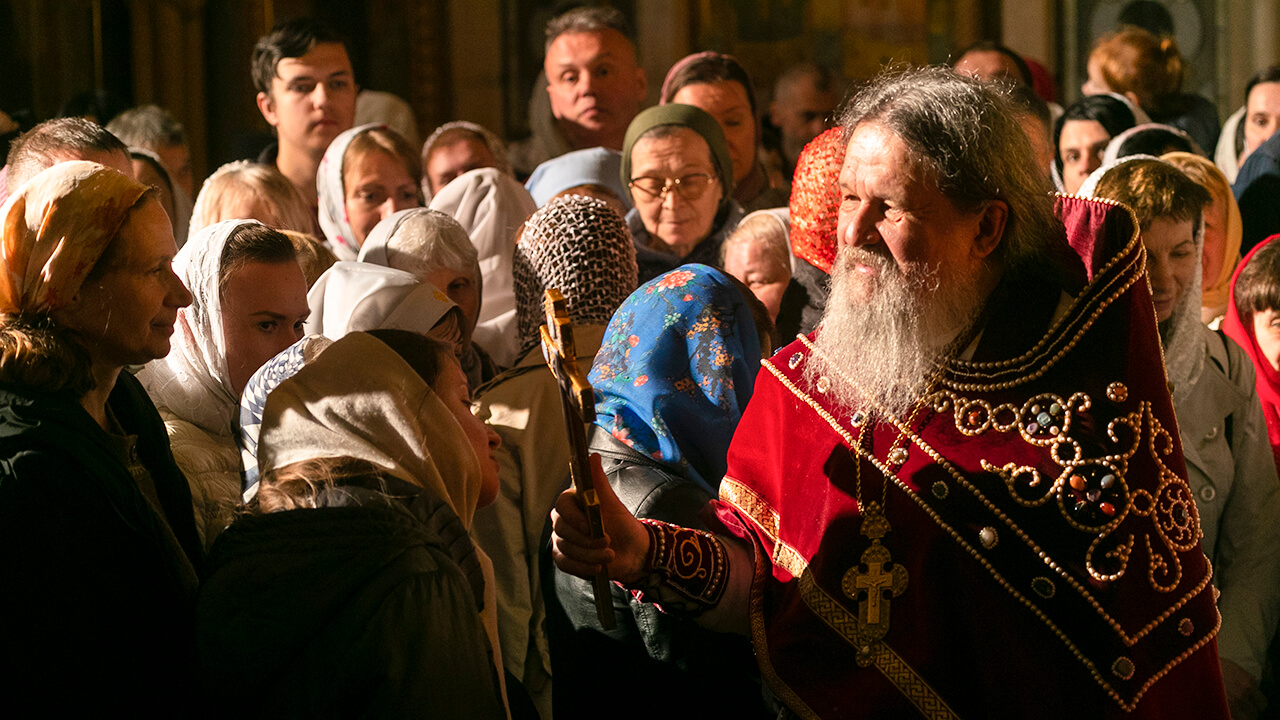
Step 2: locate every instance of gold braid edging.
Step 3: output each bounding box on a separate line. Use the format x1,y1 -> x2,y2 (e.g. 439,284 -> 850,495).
763,355 -> 1220,711
798,569 -> 961,720
721,476 -> 808,578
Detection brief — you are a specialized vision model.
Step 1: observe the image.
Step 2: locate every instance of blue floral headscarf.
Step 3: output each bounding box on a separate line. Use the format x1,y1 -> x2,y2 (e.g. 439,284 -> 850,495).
589,264 -> 761,493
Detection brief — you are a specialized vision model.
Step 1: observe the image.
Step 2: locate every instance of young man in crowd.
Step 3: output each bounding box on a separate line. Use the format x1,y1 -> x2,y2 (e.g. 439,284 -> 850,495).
252,17 -> 356,230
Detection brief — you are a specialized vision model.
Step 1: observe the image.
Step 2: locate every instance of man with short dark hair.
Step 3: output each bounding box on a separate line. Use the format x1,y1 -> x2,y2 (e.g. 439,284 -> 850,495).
5,117 -> 132,197
552,67 -> 1232,718
251,17 -> 356,225
107,105 -> 194,196
512,7 -> 647,177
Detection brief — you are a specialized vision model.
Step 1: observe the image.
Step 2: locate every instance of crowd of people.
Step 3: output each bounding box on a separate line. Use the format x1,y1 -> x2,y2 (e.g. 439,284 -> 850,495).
5,2 -> 1280,718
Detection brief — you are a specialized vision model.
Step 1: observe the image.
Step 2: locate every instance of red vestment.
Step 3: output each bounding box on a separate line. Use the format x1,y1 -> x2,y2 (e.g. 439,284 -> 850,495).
714,197 -> 1230,719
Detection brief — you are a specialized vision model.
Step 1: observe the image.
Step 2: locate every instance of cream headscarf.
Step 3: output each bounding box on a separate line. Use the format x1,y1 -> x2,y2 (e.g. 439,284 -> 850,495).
258,331 -> 508,711
428,167 -> 535,367
305,261 -> 457,340
1160,151 -> 1244,326
137,219 -> 257,437
0,161 -> 150,316
258,332 -> 483,525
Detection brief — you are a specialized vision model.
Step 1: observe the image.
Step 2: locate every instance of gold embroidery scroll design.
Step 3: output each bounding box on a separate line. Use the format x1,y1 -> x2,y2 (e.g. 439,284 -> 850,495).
762,350 -> 1218,712
639,519 -> 728,607
935,388 -> 1202,592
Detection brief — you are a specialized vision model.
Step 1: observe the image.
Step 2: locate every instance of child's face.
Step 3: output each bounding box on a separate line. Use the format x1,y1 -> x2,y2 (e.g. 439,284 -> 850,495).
1252,308 -> 1280,372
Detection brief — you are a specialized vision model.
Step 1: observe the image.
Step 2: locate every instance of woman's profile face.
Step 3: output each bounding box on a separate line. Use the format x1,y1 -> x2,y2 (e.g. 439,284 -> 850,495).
344,148 -> 420,248
53,199 -> 193,368
434,357 -> 501,508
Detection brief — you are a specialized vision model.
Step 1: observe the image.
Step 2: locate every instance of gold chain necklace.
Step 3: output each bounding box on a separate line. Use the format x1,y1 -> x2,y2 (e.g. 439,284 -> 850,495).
832,361 -> 947,667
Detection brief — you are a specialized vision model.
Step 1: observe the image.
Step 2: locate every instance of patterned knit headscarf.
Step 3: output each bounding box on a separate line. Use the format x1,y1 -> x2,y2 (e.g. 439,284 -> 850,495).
788,126 -> 844,274
513,195 -> 638,355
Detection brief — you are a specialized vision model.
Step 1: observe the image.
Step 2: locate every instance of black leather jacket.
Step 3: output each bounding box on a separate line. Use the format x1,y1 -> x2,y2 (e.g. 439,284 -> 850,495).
544,427 -> 769,719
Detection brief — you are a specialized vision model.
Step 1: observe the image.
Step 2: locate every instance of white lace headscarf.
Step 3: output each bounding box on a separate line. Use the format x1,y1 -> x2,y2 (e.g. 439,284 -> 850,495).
137,219 -> 256,437
1080,155 -> 1207,406
428,167 -> 537,367
305,261 -> 458,340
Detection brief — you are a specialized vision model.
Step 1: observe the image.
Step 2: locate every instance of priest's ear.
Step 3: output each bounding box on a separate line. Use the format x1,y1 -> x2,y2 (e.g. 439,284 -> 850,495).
970,200 -> 1009,261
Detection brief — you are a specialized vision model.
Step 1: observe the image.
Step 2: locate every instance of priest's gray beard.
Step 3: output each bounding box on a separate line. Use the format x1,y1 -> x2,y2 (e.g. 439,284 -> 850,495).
805,244 -> 988,418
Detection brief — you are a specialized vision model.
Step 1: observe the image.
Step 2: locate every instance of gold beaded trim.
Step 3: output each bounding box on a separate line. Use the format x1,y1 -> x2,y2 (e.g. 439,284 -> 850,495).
761,357 -> 1220,710
943,196 -> 1143,387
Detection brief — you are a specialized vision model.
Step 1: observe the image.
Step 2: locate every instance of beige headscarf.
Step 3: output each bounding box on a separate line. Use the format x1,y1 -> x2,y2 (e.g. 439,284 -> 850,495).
258,331 -> 483,526
257,332 -> 508,712
1160,151 -> 1244,326
0,161 -> 150,315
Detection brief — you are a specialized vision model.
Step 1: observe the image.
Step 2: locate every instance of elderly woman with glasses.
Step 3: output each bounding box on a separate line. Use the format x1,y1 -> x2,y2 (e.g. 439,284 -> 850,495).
621,104 -> 746,282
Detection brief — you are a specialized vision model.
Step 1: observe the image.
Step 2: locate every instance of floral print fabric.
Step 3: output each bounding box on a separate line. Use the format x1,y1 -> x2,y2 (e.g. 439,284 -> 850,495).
589,264 -> 761,493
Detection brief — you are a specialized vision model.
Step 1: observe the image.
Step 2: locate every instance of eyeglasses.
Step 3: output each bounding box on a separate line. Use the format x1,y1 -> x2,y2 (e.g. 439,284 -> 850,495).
628,173 -> 715,202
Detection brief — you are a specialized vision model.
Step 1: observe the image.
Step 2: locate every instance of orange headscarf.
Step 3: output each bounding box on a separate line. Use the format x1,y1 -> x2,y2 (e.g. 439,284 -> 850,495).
0,161 -> 150,316
1160,151 -> 1243,324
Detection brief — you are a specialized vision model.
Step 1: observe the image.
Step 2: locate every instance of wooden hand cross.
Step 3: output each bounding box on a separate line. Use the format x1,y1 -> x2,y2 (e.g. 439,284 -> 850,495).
541,288 -> 617,630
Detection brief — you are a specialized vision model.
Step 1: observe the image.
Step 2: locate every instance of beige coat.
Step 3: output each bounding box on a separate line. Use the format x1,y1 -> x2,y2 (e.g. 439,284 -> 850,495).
470,323 -> 606,719
1177,325 -> 1280,680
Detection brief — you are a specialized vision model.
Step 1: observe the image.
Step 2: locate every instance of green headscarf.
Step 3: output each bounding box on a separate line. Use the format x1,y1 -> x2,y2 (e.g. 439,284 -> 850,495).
620,104 -> 734,207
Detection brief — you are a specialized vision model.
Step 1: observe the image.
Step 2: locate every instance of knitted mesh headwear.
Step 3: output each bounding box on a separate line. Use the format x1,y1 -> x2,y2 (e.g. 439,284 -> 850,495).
788,126 -> 844,274
513,194 -> 638,354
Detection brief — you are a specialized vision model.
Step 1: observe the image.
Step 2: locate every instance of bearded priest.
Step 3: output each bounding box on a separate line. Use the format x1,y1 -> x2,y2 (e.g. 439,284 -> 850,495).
551,66 -> 1230,719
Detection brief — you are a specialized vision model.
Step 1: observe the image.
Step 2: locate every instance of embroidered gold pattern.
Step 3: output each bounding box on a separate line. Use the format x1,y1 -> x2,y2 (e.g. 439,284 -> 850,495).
1178,618 -> 1193,636
721,477 -> 808,578
763,347 -> 1220,712
979,526 -> 998,548
640,519 -> 727,606
1108,382 -> 1129,403
1113,657 -> 1136,680
942,385 -> 1202,593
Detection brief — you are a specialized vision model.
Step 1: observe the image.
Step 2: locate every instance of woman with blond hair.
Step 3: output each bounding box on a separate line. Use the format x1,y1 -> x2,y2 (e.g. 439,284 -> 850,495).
189,160 -> 315,236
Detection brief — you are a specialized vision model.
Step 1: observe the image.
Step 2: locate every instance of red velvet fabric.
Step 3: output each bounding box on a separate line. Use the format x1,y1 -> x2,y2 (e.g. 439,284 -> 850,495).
1222,233 -> 1280,472
716,197 -> 1229,718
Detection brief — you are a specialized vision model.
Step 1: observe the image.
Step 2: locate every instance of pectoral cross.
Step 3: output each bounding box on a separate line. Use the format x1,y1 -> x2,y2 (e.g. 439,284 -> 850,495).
841,502 -> 908,665
541,288 -> 616,630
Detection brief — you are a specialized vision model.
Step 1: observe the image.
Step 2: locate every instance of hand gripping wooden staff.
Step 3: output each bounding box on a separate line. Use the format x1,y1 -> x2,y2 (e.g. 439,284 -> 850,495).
540,289 -> 617,630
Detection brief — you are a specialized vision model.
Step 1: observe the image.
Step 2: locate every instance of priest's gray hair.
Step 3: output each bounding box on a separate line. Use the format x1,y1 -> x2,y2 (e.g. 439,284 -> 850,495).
838,66 -> 1057,273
